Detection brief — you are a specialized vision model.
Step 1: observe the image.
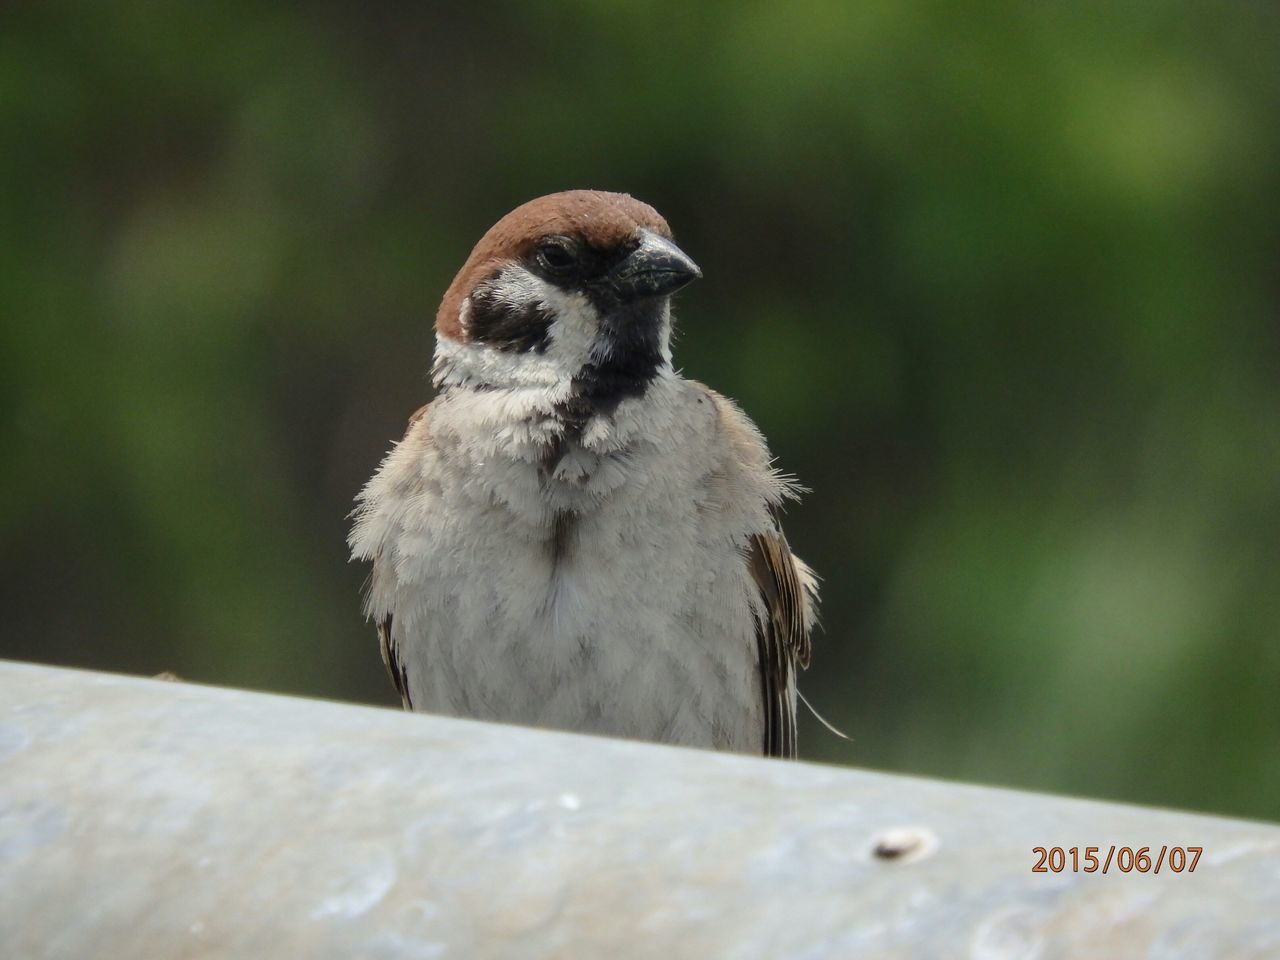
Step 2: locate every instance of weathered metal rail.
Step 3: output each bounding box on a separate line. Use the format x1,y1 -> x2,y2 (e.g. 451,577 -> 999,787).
1,660 -> 1277,958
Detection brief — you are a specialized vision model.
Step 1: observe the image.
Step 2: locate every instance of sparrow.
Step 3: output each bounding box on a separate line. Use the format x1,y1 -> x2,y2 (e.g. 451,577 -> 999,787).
349,190 -> 818,757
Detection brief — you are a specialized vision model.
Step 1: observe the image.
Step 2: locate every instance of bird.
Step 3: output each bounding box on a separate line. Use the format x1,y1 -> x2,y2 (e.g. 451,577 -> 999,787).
349,190 -> 818,757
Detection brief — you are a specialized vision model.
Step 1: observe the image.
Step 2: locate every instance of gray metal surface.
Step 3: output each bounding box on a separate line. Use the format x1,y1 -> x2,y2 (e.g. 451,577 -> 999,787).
1,660 -> 1277,959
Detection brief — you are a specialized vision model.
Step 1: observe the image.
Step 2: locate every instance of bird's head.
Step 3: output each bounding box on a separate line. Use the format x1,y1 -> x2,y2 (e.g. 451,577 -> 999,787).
432,191 -> 701,406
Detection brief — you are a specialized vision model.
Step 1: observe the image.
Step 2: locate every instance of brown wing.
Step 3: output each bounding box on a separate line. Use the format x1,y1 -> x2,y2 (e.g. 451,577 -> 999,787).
747,526 -> 812,758
377,613 -> 412,709
372,402 -> 432,711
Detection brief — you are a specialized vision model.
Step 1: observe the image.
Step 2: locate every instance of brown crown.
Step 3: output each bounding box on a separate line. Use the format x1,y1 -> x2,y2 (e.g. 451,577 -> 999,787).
436,190 -> 673,341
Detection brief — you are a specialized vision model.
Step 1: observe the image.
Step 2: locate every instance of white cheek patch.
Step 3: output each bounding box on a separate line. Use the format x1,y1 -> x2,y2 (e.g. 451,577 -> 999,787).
435,265 -> 602,389
657,300 -> 675,368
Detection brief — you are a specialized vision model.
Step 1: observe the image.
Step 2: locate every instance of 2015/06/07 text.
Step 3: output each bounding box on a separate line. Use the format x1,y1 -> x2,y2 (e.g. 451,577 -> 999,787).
1032,846 -> 1201,874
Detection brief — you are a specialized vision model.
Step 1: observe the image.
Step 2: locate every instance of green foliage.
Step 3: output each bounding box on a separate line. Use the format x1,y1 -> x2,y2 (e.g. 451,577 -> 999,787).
3,1 -> 1278,818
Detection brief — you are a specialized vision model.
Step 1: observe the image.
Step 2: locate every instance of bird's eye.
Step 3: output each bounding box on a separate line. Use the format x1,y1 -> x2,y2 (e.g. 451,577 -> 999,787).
536,240 -> 577,275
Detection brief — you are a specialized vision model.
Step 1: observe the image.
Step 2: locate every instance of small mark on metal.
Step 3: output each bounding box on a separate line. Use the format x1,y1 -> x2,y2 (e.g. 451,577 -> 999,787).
558,792 -> 582,811
872,826 -> 939,863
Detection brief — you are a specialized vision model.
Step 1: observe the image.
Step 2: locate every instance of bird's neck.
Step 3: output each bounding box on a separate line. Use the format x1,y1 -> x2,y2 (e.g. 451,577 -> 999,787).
431,366 -> 678,466
433,331 -> 672,425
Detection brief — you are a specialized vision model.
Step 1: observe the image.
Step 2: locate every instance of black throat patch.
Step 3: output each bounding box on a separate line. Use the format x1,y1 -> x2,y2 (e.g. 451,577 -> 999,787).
539,296 -> 664,571
561,295 -> 666,428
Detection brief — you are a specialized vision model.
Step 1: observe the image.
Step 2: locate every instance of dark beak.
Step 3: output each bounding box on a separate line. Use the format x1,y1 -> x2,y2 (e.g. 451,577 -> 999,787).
608,231 -> 702,301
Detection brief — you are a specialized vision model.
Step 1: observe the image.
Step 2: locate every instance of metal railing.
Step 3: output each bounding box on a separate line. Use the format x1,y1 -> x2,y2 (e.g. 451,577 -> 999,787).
1,660 -> 1276,958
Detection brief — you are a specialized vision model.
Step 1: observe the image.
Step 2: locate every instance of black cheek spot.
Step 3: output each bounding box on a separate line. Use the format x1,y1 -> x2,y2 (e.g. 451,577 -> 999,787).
467,285 -> 554,353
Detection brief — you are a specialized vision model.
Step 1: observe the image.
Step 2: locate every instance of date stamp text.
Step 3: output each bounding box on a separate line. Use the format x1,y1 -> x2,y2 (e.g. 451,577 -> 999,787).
1032,846 -> 1201,874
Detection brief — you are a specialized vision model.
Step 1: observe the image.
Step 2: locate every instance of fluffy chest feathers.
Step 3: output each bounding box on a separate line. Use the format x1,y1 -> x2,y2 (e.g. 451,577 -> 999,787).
350,375 -> 788,751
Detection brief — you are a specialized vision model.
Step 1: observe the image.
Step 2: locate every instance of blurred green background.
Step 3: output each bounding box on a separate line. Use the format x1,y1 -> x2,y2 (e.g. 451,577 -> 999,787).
4,2 -> 1278,821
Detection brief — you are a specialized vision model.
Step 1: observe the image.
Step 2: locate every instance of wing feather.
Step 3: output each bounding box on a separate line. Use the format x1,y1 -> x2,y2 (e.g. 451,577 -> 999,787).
366,402 -> 433,711
377,612 -> 413,709
747,526 -> 815,758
